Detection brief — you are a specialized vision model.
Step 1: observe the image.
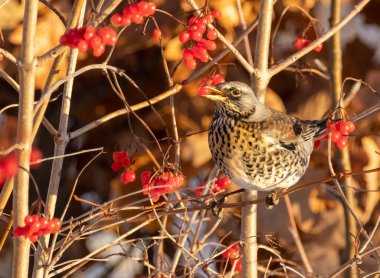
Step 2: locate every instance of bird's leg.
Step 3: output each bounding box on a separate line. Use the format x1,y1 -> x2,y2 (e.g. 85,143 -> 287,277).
265,189 -> 282,209
207,189 -> 245,217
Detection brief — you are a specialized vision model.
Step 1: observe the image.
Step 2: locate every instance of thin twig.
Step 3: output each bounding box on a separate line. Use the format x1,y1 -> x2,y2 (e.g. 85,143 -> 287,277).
269,0 -> 371,77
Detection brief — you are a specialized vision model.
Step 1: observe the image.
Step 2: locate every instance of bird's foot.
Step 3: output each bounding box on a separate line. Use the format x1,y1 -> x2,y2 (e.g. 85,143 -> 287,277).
207,198 -> 226,218
265,191 -> 280,209
207,189 -> 245,218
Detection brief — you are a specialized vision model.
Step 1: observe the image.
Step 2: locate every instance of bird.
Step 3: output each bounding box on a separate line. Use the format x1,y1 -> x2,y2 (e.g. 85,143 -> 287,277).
202,81 -> 328,193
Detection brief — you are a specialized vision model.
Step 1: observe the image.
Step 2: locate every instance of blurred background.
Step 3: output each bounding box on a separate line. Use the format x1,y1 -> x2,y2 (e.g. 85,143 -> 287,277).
0,0 -> 379,276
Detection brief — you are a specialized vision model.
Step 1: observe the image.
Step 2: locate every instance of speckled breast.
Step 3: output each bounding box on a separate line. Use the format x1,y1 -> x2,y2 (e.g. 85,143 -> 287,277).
208,113 -> 312,191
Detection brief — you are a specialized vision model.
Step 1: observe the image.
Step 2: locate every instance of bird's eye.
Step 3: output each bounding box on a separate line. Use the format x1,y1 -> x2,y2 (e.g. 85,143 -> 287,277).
230,89 -> 241,97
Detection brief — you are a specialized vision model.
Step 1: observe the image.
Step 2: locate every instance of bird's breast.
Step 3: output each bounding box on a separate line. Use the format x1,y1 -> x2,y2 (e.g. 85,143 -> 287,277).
208,114 -> 311,191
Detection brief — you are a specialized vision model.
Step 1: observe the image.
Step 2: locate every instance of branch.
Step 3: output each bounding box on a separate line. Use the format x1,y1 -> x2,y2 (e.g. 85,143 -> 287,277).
13,0 -> 39,277
269,0 -> 371,77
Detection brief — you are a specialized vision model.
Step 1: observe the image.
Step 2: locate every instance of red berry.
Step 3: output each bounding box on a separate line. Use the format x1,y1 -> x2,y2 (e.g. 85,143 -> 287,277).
190,31 -> 203,42
29,234 -> 39,243
202,39 -> 216,51
0,53 -> 4,62
206,29 -> 218,40
146,2 -> 156,16
137,1 -> 149,15
179,31 -> 190,43
314,44 -> 323,52
195,187 -> 203,196
204,14 -> 214,24
60,35 -> 69,46
29,221 -> 41,234
235,259 -> 242,273
121,170 -> 136,184
52,218 -> 61,231
141,171 -> 152,186
46,220 -> 57,233
212,10 -> 222,19
128,3 -> 140,15
4,155 -> 18,176
121,15 -> 132,27
111,13 -> 122,26
84,26 -> 96,41
153,28 -> 161,41
77,40 -> 89,53
189,17 -> 197,26
92,43 -> 105,57
13,227 -> 24,237
215,177 -> 230,190
39,218 -> 49,230
185,58 -> 197,70
330,131 -> 342,142
89,35 -> 102,48
98,26 -> 117,45
25,215 -> 36,225
338,121 -> 355,133
294,37 -> 310,50
198,87 -> 210,96
196,22 -> 207,34
212,74 -> 225,85
314,139 -> 321,148
132,13 -> 144,24
111,162 -> 122,172
182,49 -> 194,61
336,137 -> 348,149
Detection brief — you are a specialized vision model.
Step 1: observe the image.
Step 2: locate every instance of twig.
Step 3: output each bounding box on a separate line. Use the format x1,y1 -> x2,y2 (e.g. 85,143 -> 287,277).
0,178 -> 14,216
39,0 -> 67,25
48,219 -> 155,277
284,195 -> 313,274
330,245 -> 380,278
269,0 -> 371,77
236,0 -> 254,67
0,144 -> 23,156
33,1 -> 87,277
185,17 -> 259,84
329,1 -> 358,276
186,0 -> 254,75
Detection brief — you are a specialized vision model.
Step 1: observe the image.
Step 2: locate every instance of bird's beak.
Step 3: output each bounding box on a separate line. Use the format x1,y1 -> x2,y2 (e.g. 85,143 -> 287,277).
201,86 -> 227,101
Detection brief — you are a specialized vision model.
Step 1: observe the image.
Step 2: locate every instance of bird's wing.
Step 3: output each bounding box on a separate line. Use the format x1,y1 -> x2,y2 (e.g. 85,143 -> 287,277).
260,109 -> 325,151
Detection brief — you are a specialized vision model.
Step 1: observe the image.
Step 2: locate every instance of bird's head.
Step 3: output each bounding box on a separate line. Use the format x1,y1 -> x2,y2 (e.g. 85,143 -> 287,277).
202,81 -> 269,120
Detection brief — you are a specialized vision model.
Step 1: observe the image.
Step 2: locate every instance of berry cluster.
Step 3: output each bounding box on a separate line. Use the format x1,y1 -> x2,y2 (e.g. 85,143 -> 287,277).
112,151 -> 136,185
197,74 -> 225,96
222,243 -> 242,273
13,215 -> 61,243
111,2 -> 156,27
0,148 -> 42,185
314,120 -> 355,149
180,10 -> 221,70
294,37 -> 323,53
141,170 -> 185,202
60,26 -> 117,57
194,177 -> 231,196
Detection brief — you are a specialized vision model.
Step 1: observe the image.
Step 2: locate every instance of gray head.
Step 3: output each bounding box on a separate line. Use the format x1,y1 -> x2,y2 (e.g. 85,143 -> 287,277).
202,81 -> 269,120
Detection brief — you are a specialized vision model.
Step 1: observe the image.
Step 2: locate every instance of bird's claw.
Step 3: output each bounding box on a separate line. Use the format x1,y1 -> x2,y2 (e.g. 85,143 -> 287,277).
265,191 -> 279,209
207,196 -> 228,218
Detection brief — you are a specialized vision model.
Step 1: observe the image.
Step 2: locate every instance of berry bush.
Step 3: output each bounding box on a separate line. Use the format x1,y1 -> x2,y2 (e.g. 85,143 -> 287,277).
0,1 -> 379,277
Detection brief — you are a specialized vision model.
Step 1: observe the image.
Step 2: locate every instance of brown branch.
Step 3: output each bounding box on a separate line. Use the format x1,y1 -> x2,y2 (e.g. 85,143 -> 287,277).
13,0 -> 39,276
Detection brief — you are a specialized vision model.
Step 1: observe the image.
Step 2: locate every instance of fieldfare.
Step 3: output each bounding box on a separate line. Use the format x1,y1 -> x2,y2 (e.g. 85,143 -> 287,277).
203,81 -> 327,192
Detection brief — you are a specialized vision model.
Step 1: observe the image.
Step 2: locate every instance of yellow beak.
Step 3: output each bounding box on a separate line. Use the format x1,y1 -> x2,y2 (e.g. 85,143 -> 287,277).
201,86 -> 227,101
